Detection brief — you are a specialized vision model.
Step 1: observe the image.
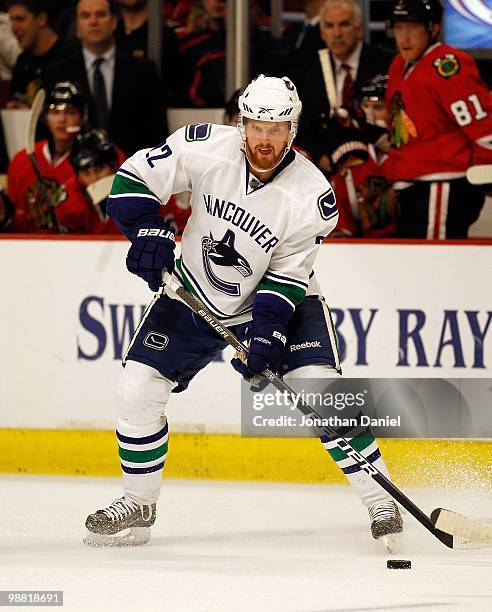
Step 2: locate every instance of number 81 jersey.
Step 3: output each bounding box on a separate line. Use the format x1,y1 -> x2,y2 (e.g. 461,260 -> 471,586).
386,42 -> 492,181
109,124 -> 338,324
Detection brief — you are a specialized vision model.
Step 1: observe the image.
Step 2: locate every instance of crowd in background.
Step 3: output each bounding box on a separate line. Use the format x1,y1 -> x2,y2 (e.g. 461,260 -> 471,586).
0,0 -> 491,239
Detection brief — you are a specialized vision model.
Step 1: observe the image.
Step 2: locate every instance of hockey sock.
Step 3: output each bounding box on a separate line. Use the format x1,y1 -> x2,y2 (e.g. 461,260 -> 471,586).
320,427 -> 392,507
117,416 -> 168,505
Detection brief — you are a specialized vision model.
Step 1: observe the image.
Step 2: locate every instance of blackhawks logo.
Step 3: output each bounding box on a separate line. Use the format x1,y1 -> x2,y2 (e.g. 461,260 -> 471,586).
26,178 -> 67,231
389,91 -> 417,149
433,54 -> 460,79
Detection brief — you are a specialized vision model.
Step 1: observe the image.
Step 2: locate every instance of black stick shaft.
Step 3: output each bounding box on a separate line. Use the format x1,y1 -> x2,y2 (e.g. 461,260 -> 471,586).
167,279 -> 454,549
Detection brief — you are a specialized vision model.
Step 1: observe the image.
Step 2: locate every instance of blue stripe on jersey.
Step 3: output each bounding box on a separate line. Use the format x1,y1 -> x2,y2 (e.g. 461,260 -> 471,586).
118,168 -> 147,184
264,270 -> 309,290
116,423 -> 168,445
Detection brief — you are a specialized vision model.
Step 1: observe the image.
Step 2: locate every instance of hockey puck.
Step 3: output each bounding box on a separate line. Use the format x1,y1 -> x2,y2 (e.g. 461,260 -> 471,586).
387,560 -> 411,569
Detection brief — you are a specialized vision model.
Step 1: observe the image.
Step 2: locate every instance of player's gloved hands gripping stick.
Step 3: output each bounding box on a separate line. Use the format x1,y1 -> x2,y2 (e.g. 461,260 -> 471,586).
126,217 -> 176,292
232,292 -> 291,381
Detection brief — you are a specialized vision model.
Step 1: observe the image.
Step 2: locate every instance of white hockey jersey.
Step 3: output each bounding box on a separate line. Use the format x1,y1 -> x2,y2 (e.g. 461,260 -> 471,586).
109,124 -> 338,323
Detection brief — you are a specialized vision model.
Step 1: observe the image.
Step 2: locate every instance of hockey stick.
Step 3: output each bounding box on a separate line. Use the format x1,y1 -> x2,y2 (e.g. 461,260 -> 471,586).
161,272 -> 484,550
26,88 -> 46,183
86,174 -> 115,221
317,49 -> 337,117
26,88 -> 63,233
86,174 -> 115,206
431,509 -> 492,546
466,164 -> 492,185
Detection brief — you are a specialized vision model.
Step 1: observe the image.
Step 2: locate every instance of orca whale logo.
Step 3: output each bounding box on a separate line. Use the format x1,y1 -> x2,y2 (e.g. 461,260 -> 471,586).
202,229 -> 252,296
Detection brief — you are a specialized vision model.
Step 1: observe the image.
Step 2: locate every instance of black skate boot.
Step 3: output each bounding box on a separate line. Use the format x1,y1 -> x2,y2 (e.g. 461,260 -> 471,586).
84,497 -> 156,547
368,500 -> 403,552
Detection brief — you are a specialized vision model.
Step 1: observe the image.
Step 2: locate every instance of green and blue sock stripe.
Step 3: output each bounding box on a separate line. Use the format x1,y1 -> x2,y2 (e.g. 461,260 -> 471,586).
320,428 -> 381,474
339,448 -> 382,474
117,422 -> 168,475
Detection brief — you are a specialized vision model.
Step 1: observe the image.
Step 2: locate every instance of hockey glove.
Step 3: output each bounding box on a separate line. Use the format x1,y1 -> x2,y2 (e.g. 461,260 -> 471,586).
232,291 -> 293,382
126,217 -> 176,291
231,323 -> 287,381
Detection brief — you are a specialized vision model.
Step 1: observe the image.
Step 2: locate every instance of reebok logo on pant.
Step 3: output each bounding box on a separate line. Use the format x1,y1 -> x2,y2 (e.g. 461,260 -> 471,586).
289,340 -> 321,352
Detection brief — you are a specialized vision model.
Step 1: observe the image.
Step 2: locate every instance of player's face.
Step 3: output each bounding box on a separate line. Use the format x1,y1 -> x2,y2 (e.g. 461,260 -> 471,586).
8,5 -> 44,51
244,119 -> 291,171
362,99 -> 388,125
76,0 -> 117,48
46,107 -> 82,142
78,163 -> 113,187
393,21 -> 436,62
320,3 -> 363,62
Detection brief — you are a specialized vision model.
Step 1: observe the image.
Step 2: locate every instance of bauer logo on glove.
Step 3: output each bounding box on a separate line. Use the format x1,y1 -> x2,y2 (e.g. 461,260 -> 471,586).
127,217 -> 176,292
137,227 -> 175,240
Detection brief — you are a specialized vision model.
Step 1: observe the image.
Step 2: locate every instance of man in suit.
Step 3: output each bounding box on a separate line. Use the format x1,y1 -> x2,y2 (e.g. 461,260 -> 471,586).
46,0 -> 165,156
296,0 -> 394,169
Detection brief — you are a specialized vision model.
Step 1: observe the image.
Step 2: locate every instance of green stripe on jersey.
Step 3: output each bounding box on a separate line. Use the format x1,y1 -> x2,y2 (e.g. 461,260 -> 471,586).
175,258 -> 201,300
258,278 -> 306,306
111,173 -> 158,199
118,441 -> 168,463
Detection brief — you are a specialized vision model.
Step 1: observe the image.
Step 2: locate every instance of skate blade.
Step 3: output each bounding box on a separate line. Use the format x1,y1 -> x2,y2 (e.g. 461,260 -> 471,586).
380,533 -> 401,554
83,527 -> 151,547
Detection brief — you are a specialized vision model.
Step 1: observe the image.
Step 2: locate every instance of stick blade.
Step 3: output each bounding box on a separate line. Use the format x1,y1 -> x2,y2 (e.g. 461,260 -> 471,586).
86,174 -> 115,205
466,165 -> 492,185
431,508 -> 492,548
26,89 -> 46,155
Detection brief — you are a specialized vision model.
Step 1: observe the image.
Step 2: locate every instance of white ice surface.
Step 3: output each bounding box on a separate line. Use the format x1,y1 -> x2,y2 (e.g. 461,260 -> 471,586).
1,476 -> 491,612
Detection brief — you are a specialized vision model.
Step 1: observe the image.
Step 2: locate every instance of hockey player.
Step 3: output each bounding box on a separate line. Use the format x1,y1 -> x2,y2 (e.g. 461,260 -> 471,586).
55,129 -> 123,234
386,0 -> 492,238
7,81 -> 86,232
331,74 -> 396,237
85,75 -> 402,547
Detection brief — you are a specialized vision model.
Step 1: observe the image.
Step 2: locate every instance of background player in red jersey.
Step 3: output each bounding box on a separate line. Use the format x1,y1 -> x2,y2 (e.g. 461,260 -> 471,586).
56,129 -> 123,235
7,81 -> 86,232
386,0 -> 492,239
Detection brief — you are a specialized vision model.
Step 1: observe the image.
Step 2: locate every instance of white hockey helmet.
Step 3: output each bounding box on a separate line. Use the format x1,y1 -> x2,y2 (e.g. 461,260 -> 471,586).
238,75 -> 302,135
238,75 -> 302,170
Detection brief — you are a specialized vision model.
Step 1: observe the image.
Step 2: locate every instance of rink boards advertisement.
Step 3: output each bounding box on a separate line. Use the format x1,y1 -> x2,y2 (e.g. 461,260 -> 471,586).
1,238 -> 491,434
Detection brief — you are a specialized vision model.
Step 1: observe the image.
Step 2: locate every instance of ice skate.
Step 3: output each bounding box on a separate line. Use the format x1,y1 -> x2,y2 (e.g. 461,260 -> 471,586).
84,497 -> 156,547
368,500 -> 403,553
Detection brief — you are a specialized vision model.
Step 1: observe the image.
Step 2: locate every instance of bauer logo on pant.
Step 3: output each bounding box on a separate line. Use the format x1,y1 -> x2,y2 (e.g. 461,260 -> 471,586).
143,332 -> 169,351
